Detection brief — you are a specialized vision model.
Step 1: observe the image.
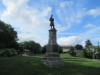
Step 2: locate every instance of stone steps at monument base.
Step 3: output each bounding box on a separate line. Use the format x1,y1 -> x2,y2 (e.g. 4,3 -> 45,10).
41,58 -> 64,66
42,57 -> 62,61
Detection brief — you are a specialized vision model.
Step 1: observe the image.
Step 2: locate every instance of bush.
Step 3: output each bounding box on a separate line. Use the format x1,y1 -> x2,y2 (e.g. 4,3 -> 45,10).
83,49 -> 93,58
96,52 -> 100,59
0,48 -> 17,57
58,46 -> 63,54
41,45 -> 47,54
69,47 -> 76,56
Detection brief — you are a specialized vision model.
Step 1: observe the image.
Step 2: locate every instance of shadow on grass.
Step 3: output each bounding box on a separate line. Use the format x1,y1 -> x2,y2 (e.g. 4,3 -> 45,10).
0,56 -> 100,75
31,61 -> 100,75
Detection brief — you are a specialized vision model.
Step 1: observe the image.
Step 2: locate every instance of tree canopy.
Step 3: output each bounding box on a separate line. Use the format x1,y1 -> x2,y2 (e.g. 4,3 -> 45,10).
19,41 -> 41,54
85,40 -> 92,49
0,20 -> 18,49
75,44 -> 83,50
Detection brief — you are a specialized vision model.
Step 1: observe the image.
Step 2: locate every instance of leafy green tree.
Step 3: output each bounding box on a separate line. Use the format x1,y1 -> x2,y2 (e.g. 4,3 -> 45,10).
41,45 -> 47,54
94,45 -> 100,59
0,20 -> 18,49
18,43 -> 24,54
83,49 -> 93,58
22,41 -> 41,54
84,40 -> 93,58
85,40 -> 92,49
58,45 -> 63,53
75,44 -> 83,50
69,46 -> 76,56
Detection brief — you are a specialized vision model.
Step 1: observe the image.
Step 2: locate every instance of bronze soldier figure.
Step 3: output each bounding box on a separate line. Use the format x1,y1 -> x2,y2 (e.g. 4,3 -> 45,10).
49,15 -> 55,29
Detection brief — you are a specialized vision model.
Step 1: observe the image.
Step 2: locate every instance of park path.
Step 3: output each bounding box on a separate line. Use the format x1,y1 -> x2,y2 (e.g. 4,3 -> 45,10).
21,54 -> 96,62
22,53 -> 29,56
63,58 -> 90,62
22,53 -> 42,58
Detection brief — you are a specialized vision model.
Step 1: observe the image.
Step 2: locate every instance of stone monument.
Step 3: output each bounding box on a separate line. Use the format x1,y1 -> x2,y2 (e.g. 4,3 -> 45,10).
42,15 -> 64,66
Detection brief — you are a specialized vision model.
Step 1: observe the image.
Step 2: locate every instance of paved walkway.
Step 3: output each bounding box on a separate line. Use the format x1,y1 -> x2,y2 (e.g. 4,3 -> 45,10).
22,54 -> 42,58
22,53 -> 29,56
21,54 -> 97,62
63,58 -> 90,62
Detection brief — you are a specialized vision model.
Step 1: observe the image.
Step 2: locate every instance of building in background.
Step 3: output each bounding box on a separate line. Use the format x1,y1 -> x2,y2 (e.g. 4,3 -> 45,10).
61,46 -> 71,53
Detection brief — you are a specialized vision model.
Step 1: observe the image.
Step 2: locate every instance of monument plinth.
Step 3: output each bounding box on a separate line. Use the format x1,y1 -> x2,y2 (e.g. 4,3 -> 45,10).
42,15 -> 64,66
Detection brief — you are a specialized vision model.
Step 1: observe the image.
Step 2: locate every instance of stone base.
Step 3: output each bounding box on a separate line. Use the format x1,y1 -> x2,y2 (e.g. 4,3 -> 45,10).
41,53 -> 64,67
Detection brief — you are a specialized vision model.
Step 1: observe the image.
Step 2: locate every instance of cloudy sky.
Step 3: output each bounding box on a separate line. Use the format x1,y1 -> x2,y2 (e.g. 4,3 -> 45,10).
0,0 -> 100,46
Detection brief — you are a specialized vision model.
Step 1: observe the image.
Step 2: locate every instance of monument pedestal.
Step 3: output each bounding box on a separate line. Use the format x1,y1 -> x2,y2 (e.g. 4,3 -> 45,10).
42,15 -> 64,66
42,53 -> 64,66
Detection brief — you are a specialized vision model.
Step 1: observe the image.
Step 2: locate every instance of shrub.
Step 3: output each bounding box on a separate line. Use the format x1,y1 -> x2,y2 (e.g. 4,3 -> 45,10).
0,50 -> 5,56
69,47 -> 76,56
83,49 -> 93,58
41,45 -> 46,54
96,52 -> 100,59
58,46 -> 63,54
0,48 -> 17,57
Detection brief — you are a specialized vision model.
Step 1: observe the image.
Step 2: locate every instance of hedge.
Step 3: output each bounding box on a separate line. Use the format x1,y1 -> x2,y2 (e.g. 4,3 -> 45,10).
0,48 -> 17,57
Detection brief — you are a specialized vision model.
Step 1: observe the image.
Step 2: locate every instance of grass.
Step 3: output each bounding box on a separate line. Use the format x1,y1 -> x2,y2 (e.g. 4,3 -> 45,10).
28,54 -> 44,57
0,53 -> 100,75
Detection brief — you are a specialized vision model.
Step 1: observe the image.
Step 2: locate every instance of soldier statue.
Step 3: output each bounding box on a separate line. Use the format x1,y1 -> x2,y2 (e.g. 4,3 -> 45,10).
49,15 -> 55,29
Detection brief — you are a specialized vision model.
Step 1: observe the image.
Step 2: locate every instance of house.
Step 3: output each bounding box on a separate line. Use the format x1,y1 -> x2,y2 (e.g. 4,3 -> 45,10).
61,46 -> 71,53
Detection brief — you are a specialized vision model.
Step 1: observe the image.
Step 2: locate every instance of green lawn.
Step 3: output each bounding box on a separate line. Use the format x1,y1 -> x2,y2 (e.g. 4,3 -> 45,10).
0,53 -> 100,75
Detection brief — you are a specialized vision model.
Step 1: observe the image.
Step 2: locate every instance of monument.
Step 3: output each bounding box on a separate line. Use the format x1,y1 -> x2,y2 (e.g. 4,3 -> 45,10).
42,15 -> 64,66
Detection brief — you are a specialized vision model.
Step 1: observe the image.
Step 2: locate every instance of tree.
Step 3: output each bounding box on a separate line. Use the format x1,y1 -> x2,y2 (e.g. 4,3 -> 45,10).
36,43 -> 41,53
58,45 -> 63,53
41,45 -> 47,54
84,40 -> 93,58
18,43 -> 24,54
75,44 -> 83,50
85,40 -> 92,49
0,20 -> 18,49
94,44 -> 100,59
69,46 -> 76,56
22,41 -> 41,54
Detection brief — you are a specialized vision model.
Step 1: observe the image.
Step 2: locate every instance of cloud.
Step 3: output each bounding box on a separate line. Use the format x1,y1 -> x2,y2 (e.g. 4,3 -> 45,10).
60,1 -> 73,7
87,8 -> 100,17
84,24 -> 96,28
57,25 -> 100,46
57,36 -> 83,46
1,0 -> 100,46
80,26 -> 100,37
56,1 -> 86,31
78,26 -> 100,45
1,0 -> 52,46
58,32 -> 79,35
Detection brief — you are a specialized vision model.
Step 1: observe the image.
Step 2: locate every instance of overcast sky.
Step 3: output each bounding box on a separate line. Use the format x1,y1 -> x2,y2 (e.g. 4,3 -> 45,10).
0,0 -> 100,46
